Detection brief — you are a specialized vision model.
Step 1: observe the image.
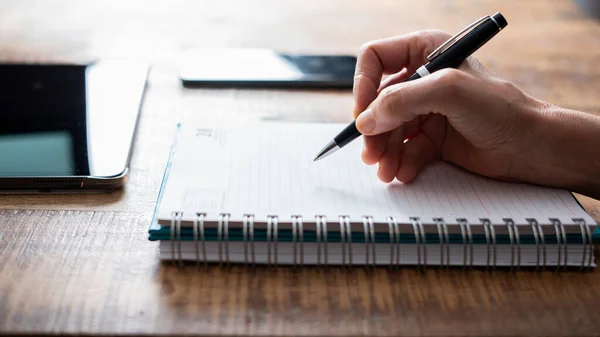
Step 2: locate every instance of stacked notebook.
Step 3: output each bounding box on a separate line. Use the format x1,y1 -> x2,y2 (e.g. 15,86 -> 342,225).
149,122 -> 598,269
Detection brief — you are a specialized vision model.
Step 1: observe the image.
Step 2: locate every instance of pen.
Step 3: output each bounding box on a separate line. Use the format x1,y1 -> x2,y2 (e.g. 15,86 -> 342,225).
313,12 -> 508,162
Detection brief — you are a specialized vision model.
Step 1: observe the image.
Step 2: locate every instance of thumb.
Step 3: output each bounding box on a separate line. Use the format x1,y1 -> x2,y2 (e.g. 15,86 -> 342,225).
355,68 -> 473,135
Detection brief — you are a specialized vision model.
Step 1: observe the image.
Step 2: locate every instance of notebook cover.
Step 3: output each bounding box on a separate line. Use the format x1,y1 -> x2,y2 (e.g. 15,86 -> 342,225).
148,123 -> 599,245
148,124 -> 180,234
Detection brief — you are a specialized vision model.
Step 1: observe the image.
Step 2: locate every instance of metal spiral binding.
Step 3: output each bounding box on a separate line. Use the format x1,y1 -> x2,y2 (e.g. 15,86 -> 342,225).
418,219 -> 427,268
367,217 -> 376,268
442,219 -> 450,268
559,220 -> 568,269
243,215 -> 255,267
536,219 -> 547,270
490,220 -> 497,270
243,215 -> 249,266
344,216 -> 353,267
527,219 -> 541,271
315,216 -> 328,268
360,216 -> 376,268
341,216 -> 348,268
410,218 -> 423,269
577,218 -> 588,270
529,218 -> 549,271
466,220 -> 473,268
166,213 -> 591,269
322,216 -> 328,268
575,218 -> 593,270
170,212 -> 183,266
458,219 -> 473,269
393,217 -> 400,268
481,219 -> 491,270
170,212 -> 176,263
273,216 -> 279,267
387,217 -> 399,268
433,218 -> 445,267
362,217 -> 370,268
513,221 -> 521,270
266,216 -> 272,266
267,216 -> 279,267
315,216 -> 321,267
292,216 -> 304,268
250,215 -> 256,266
551,218 -> 568,270
551,219 -> 562,271
170,212 -> 175,262
193,213 -> 207,267
505,219 -> 520,271
458,219 -> 467,269
505,218 -> 516,272
583,219 -> 594,269
292,216 -> 298,267
217,214 -> 230,266
177,212 -> 183,266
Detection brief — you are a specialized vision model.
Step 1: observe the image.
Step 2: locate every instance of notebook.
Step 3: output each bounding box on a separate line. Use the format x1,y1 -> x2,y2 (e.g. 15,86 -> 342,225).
149,122 -> 598,269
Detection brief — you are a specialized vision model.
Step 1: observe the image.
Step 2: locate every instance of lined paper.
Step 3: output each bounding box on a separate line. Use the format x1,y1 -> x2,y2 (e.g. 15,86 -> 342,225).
157,122 -> 593,224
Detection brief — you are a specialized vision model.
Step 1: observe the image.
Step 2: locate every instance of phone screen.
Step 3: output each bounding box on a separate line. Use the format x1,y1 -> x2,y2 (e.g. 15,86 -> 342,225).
180,49 -> 356,88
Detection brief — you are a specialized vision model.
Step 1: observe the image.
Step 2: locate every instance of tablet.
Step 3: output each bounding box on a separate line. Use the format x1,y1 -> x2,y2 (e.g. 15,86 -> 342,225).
0,59 -> 148,192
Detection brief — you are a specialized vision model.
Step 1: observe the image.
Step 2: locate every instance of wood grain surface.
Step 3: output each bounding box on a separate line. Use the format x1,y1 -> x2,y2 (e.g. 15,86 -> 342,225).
1,0 -> 600,336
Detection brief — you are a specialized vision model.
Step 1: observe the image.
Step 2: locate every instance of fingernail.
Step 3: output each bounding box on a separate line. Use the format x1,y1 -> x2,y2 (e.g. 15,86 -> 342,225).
356,109 -> 375,134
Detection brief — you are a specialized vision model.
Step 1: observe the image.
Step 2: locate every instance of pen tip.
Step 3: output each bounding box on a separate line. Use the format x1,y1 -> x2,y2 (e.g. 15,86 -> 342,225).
313,156 -> 320,162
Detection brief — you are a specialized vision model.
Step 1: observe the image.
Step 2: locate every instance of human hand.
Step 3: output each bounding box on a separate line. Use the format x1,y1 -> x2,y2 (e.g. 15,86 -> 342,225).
352,30 -> 600,198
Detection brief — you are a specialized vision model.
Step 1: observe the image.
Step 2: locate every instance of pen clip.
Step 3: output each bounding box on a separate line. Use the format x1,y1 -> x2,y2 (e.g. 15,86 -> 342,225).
427,15 -> 492,61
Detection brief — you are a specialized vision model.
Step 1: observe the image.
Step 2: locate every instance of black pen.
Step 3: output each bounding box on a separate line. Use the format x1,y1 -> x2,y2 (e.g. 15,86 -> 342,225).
313,12 -> 507,161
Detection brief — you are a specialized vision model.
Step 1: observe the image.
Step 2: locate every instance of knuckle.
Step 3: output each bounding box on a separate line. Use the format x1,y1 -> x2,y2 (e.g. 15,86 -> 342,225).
358,41 -> 375,56
413,31 -> 436,57
414,30 -> 452,59
432,68 -> 467,95
493,78 -> 526,104
427,29 -> 452,41
377,86 -> 402,118
494,78 -> 518,93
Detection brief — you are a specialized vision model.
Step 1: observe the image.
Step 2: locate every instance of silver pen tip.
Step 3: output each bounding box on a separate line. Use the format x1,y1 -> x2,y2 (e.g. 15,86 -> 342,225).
312,140 -> 339,162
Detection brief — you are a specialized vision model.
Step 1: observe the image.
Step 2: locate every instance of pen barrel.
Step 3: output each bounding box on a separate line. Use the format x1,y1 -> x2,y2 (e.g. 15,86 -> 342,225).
427,17 -> 506,72
335,121 -> 361,147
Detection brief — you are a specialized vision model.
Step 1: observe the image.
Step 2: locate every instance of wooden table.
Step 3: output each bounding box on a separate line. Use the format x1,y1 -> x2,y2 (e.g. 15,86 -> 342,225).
1,0 -> 600,335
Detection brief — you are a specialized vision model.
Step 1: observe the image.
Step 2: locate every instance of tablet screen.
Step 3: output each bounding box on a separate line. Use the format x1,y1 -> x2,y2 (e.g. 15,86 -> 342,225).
0,61 -> 147,177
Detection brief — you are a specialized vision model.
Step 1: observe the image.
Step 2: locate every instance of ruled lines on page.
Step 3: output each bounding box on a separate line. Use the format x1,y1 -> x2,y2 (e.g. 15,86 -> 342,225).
157,122 -> 590,224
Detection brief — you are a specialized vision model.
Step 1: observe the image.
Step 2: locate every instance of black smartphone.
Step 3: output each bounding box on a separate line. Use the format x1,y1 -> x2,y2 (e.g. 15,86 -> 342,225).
0,59 -> 148,192
179,48 -> 356,89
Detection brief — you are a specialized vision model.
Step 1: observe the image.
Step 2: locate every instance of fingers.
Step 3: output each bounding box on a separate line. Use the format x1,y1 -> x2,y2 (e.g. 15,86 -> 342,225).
394,131 -> 437,183
378,68 -> 410,94
352,30 -> 451,117
361,133 -> 389,165
375,118 -> 421,182
356,68 -> 477,136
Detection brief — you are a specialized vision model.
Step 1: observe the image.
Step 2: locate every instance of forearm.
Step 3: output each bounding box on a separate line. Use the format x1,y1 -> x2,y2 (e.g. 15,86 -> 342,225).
523,100 -> 600,199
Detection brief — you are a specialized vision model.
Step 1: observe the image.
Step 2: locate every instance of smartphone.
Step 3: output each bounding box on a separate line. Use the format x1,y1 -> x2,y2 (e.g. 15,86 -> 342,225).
0,59 -> 148,192
180,48 -> 356,89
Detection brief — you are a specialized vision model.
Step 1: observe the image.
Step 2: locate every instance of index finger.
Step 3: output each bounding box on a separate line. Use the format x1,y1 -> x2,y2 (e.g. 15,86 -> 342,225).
352,30 -> 450,118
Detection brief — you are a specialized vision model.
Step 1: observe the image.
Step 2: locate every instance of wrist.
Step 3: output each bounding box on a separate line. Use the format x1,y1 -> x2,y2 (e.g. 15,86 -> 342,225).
522,100 -> 600,198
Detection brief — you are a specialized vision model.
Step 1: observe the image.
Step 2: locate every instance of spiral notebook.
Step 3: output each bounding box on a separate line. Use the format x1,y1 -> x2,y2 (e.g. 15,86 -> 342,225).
149,122 -> 598,269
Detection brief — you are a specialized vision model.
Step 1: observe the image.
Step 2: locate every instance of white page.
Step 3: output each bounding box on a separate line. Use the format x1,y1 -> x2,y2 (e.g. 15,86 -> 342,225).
156,122 -> 595,227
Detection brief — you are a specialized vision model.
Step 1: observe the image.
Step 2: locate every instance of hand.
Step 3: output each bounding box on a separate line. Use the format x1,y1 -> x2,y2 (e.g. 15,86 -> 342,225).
352,30 -> 600,198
